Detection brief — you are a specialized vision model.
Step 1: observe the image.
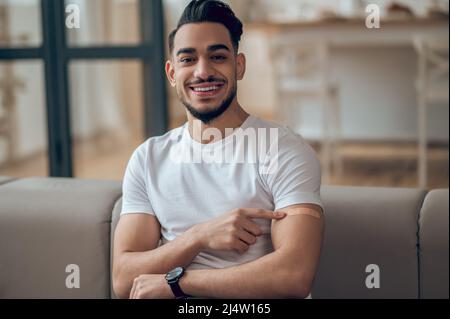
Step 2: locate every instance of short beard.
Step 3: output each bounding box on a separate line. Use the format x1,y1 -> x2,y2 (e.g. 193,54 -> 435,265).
180,83 -> 237,125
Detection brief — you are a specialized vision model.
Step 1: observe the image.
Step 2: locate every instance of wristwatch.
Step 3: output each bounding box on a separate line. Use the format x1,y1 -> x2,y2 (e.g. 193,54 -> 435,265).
165,267 -> 191,299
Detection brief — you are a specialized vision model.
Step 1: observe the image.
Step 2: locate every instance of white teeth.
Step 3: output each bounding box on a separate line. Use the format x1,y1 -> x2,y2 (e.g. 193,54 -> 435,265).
193,86 -> 220,92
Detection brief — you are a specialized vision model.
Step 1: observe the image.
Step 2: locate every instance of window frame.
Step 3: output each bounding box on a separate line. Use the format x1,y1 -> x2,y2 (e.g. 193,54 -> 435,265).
0,0 -> 168,177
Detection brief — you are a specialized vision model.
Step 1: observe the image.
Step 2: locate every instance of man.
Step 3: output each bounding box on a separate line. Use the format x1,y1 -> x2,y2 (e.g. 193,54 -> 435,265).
112,0 -> 324,299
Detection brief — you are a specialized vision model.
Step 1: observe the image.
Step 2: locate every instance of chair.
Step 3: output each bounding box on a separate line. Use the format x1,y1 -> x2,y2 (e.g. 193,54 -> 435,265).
269,39 -> 342,182
414,36 -> 449,189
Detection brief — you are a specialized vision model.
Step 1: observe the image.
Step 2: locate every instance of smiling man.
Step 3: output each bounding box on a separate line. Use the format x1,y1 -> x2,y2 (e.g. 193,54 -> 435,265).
112,0 -> 324,299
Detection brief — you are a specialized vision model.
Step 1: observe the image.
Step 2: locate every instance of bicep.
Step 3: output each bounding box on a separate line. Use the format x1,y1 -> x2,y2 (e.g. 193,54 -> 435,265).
113,213 -> 161,256
271,204 -> 324,281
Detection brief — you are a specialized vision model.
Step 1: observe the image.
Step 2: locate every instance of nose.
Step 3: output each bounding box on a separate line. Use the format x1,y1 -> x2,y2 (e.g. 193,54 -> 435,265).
193,57 -> 215,80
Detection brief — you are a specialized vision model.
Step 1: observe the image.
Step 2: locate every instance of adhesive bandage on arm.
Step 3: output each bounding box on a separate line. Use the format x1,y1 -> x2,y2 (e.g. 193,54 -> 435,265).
279,208 -> 322,219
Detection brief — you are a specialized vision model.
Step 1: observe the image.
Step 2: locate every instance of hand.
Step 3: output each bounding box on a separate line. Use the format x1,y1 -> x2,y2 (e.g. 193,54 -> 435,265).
129,274 -> 174,299
190,208 -> 286,254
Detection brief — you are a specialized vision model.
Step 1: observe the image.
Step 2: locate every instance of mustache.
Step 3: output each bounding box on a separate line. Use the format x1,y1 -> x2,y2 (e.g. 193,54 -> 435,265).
186,77 -> 226,86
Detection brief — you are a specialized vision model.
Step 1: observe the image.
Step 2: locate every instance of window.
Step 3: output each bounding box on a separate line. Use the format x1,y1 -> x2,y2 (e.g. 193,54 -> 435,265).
0,0 -> 168,179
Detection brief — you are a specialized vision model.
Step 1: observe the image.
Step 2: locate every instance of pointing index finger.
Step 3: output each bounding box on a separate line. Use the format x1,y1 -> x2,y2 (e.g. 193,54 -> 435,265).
242,208 -> 286,219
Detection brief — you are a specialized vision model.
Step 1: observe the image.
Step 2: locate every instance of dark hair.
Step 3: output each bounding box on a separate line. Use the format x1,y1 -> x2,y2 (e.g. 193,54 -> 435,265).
168,0 -> 243,55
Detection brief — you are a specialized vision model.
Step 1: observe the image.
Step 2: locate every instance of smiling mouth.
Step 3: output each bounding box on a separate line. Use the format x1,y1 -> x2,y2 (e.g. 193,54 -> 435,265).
189,84 -> 225,98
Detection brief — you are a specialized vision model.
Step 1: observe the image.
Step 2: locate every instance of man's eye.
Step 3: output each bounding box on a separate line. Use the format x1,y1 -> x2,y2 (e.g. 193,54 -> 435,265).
211,55 -> 226,61
180,57 -> 194,63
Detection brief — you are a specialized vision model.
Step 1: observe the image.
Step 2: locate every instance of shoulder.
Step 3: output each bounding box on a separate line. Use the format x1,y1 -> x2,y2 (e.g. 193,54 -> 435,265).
132,125 -> 185,159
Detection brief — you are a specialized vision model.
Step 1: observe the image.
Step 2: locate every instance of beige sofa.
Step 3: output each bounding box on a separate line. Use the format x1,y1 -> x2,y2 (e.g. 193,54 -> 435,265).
0,176 -> 448,299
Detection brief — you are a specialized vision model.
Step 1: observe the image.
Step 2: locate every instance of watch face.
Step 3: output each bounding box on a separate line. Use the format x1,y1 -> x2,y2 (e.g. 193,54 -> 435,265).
166,267 -> 183,281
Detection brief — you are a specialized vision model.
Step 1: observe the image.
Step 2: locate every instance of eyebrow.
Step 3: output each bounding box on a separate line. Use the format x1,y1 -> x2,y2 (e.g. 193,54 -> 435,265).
176,48 -> 196,56
175,44 -> 231,56
207,44 -> 230,52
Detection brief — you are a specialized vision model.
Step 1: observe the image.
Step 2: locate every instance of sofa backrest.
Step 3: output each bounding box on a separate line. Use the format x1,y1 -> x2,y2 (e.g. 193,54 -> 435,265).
313,186 -> 426,298
0,177 -> 121,298
0,177 -> 448,299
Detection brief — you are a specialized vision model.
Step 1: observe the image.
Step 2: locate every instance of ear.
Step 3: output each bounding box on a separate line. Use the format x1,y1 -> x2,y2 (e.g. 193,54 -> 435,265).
165,59 -> 176,87
236,53 -> 246,81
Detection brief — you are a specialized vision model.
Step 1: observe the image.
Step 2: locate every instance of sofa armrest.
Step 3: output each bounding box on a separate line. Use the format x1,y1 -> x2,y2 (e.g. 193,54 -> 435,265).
419,189 -> 449,299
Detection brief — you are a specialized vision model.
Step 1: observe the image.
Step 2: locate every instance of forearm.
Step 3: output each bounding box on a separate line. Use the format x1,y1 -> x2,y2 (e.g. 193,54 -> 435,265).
114,229 -> 201,298
179,250 -> 305,299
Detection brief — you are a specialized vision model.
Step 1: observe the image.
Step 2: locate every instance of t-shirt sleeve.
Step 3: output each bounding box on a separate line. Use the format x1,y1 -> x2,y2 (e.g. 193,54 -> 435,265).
263,131 -> 323,212
121,144 -> 155,216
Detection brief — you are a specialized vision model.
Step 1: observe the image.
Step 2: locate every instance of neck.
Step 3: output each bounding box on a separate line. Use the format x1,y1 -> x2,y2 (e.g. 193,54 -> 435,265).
187,101 -> 249,144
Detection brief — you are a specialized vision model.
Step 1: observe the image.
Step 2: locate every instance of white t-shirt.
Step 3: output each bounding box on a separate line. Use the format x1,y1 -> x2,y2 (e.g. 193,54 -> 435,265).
121,115 -> 323,271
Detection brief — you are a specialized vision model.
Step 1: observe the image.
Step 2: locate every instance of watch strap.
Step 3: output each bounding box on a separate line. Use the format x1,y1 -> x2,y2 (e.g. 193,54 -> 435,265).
166,267 -> 191,299
169,281 -> 190,299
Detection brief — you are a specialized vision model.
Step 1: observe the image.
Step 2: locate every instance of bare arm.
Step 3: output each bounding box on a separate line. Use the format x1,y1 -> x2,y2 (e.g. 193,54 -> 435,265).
112,213 -> 202,299
178,204 -> 324,298
120,209 -> 286,299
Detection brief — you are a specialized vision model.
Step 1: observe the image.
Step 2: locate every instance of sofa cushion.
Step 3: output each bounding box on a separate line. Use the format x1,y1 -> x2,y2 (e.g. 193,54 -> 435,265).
0,177 -> 121,298
312,186 -> 426,298
419,189 -> 449,299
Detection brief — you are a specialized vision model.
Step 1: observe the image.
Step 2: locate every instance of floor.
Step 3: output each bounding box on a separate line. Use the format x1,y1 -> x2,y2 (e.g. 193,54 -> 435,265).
0,132 -> 448,190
